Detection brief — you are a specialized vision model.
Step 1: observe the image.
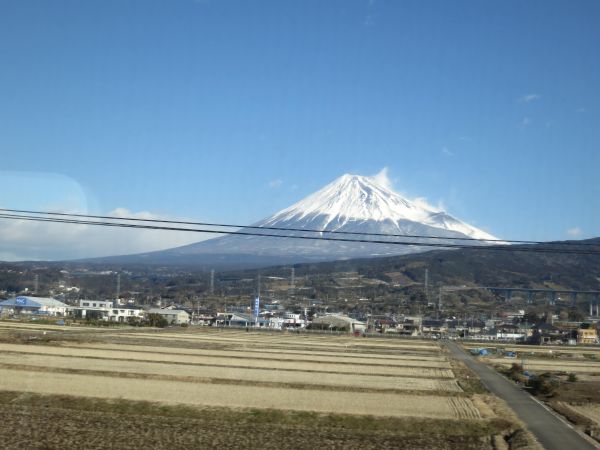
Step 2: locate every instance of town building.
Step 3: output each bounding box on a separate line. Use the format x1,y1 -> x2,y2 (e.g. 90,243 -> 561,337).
494,323 -> 525,340
148,308 -> 190,325
71,300 -> 145,323
0,296 -> 69,316
577,325 -> 598,344
215,312 -> 269,327
529,322 -> 569,345
421,319 -> 448,337
309,314 -> 366,333
393,316 -> 422,336
80,300 -> 113,309
191,312 -> 216,326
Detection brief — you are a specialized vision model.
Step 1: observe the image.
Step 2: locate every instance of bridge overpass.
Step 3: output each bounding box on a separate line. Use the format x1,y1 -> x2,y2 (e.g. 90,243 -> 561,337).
437,285 -> 600,311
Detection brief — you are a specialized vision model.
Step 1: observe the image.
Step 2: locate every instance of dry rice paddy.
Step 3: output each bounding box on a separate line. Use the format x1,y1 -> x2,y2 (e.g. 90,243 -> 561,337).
561,403 -> 600,425
487,357 -> 600,373
0,324 -> 473,418
0,322 -> 532,449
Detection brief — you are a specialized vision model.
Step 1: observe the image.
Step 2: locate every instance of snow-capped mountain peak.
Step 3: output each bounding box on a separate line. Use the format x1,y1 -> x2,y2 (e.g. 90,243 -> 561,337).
146,172 -> 499,267
269,174 -> 429,223
262,173 -> 497,241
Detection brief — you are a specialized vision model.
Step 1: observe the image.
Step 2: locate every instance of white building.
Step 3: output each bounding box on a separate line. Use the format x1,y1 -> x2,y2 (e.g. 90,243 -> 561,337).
215,312 -> 269,327
148,308 -> 190,325
80,300 -> 113,309
0,296 -> 69,316
310,314 -> 366,333
281,312 -> 306,328
73,300 -> 145,323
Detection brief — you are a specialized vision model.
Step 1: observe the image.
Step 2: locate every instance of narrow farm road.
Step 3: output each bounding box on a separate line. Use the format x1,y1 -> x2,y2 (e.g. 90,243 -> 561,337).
445,341 -> 598,450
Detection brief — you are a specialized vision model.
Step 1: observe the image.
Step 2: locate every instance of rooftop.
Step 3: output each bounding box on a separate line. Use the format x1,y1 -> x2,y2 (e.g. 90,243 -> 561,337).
0,296 -> 69,308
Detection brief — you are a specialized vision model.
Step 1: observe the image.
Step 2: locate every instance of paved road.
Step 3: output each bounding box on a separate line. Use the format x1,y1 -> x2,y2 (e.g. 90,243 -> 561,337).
445,341 -> 598,450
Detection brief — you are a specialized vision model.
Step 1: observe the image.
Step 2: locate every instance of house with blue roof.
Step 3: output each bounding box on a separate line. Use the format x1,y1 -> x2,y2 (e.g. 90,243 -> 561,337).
0,296 -> 69,316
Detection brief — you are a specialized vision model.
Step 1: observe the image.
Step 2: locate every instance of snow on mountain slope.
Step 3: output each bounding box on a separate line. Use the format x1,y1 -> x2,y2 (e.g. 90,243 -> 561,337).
159,173 -> 499,263
260,173 -> 497,241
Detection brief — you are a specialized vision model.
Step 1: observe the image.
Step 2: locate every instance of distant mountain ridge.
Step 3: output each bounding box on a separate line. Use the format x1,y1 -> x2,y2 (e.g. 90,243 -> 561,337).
91,173 -> 498,268
275,237 -> 600,294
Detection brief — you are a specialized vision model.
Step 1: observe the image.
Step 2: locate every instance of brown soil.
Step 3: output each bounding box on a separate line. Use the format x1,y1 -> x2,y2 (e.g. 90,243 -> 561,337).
547,380 -> 600,403
0,392 -> 513,450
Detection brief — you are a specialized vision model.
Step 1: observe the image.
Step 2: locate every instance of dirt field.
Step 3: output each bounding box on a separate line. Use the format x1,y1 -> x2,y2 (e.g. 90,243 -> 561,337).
0,391 -> 520,450
463,342 -> 600,357
488,357 -> 600,373
68,341 -> 449,363
563,403 -> 600,425
0,367 -> 481,418
465,340 -> 600,446
0,353 -> 462,392
0,342 -> 454,377
463,342 -> 600,376
0,323 -> 538,449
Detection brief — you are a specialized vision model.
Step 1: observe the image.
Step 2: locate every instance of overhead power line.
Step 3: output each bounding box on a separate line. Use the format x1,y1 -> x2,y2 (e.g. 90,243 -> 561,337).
0,207 -> 595,248
0,211 -> 598,256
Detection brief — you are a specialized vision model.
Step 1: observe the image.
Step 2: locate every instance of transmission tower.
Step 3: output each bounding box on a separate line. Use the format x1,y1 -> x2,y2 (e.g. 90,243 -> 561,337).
424,268 -> 429,303
116,273 -> 121,300
290,267 -> 295,294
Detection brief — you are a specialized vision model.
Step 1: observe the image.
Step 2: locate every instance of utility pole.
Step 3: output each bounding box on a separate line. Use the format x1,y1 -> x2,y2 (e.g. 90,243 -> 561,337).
290,267 -> 295,295
523,317 -> 528,368
255,274 -> 261,328
210,270 -> 215,295
116,273 -> 121,301
424,268 -> 429,304
34,274 -> 39,294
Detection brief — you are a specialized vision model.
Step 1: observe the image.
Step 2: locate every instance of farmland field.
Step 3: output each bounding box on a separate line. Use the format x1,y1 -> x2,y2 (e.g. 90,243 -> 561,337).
487,357 -> 600,373
464,341 -> 600,445
561,402 -> 600,425
0,322 -> 537,449
463,342 -> 600,357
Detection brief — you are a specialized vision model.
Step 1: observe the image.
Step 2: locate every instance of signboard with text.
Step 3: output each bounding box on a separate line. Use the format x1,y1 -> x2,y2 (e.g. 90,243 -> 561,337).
254,297 -> 260,318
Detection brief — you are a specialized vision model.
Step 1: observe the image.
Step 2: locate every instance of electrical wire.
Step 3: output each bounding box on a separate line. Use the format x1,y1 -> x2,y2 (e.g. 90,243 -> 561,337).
0,207 -> 596,248
0,212 -> 598,255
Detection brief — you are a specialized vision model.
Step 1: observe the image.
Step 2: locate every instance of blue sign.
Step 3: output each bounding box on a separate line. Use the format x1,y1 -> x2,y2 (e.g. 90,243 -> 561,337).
15,297 -> 27,305
254,297 -> 260,317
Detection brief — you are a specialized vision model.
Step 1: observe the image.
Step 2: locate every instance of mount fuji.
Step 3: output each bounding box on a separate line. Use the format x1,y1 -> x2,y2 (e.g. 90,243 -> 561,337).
101,173 -> 498,268
259,173 -> 496,241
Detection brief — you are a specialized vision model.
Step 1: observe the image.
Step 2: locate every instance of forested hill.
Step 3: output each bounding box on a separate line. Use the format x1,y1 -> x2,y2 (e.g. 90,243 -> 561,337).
241,238 -> 600,291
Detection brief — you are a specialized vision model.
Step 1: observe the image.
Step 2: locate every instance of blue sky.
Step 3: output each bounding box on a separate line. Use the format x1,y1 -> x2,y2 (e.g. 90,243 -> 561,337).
0,0 -> 599,259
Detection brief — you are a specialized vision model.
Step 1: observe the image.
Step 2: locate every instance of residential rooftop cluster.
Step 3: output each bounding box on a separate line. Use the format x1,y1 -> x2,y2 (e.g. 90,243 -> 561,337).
0,296 -> 598,345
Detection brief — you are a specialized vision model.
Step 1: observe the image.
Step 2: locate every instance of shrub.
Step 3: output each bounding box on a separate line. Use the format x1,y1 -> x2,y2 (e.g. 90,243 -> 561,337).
528,373 -> 560,396
146,313 -> 168,328
507,363 -> 523,379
